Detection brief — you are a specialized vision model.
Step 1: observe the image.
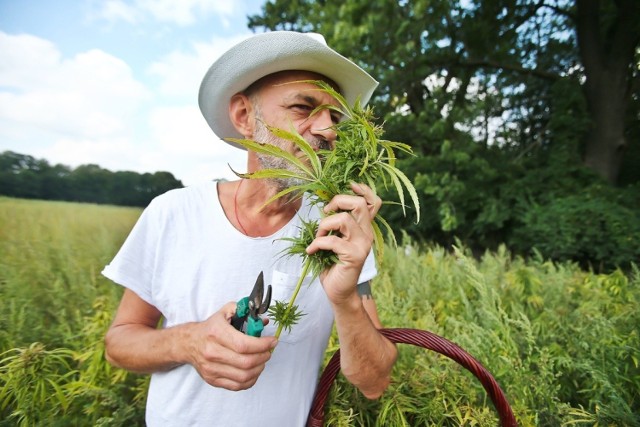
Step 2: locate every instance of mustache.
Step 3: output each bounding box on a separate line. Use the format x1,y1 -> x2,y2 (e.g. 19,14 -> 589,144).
309,137 -> 331,151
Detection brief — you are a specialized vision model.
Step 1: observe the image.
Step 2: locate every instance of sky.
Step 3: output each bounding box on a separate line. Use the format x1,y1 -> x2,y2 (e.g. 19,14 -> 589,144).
0,0 -> 269,185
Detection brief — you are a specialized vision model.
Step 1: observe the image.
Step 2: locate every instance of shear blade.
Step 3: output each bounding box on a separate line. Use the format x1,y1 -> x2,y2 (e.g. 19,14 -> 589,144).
248,271 -> 270,317
259,285 -> 272,314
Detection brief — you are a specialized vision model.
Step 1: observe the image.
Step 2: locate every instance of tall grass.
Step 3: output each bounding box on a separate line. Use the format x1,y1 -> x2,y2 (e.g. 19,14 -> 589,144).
0,197 -> 146,426
0,197 -> 137,350
0,198 -> 638,426
324,242 -> 640,426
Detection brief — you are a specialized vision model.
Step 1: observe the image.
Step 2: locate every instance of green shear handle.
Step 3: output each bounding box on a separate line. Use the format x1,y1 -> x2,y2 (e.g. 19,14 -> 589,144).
230,271 -> 272,337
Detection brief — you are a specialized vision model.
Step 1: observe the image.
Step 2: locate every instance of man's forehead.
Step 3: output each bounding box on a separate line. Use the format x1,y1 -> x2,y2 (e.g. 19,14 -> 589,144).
281,90 -> 340,107
245,70 -> 340,97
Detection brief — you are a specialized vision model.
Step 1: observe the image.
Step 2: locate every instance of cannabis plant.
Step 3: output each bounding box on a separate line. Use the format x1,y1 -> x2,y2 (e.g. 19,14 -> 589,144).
228,81 -> 419,338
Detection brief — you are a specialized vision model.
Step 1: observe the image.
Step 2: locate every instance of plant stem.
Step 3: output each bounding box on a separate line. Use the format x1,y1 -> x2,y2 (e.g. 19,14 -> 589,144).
274,258 -> 312,339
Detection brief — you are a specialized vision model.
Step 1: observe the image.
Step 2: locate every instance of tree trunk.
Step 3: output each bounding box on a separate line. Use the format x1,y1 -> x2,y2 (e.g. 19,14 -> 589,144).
576,0 -> 639,184
581,70 -> 628,184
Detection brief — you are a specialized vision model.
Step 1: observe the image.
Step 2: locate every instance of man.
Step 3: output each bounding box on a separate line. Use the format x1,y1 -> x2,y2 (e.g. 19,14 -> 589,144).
103,31 -> 397,426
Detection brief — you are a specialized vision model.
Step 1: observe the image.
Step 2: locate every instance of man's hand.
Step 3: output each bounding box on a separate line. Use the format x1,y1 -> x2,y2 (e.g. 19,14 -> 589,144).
305,182 -> 381,304
188,302 -> 277,391
303,182 -> 396,399
105,290 -> 277,392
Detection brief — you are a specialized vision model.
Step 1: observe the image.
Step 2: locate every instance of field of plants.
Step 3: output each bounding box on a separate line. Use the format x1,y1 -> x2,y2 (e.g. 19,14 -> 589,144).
1,197 -> 638,426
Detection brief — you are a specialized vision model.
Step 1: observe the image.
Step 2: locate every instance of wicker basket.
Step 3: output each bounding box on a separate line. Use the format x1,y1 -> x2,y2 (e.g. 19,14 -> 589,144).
307,328 -> 518,427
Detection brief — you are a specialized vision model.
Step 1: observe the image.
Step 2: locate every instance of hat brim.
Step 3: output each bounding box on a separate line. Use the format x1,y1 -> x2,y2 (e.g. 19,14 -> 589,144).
198,31 -> 378,149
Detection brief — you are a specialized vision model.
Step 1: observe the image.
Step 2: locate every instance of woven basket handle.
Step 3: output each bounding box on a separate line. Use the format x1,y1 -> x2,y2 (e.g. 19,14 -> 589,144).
307,328 -> 517,427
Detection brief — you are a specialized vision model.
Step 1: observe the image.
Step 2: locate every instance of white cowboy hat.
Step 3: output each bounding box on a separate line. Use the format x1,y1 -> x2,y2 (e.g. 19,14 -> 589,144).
198,31 -> 378,149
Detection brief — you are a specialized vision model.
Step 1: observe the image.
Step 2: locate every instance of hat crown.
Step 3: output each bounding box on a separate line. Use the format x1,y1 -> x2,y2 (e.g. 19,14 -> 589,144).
303,32 -> 327,45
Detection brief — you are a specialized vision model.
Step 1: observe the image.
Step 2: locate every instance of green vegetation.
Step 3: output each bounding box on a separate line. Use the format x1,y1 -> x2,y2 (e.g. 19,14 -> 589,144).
324,242 -> 640,426
229,81 -> 419,336
2,2 -> 636,423
248,0 -> 640,272
1,198 -> 638,425
0,197 -> 147,426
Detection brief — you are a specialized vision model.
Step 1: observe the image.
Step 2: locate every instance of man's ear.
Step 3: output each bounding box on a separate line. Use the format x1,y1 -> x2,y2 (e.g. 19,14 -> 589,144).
229,93 -> 255,138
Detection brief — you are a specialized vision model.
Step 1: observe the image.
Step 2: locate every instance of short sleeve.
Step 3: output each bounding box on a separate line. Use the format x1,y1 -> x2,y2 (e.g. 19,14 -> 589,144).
101,197 -> 164,305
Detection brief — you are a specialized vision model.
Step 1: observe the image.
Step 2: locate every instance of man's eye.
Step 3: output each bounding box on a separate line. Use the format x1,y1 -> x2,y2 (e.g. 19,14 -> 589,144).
291,104 -> 312,111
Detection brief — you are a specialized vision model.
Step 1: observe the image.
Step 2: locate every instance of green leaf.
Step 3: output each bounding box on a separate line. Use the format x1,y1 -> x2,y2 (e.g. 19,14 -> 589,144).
381,162 -> 421,223
268,299 -> 306,333
225,137 -> 314,178
235,167 -> 311,182
263,123 -> 323,178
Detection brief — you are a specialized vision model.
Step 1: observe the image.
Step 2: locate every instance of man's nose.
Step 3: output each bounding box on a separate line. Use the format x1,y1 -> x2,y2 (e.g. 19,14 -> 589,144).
310,110 -> 337,145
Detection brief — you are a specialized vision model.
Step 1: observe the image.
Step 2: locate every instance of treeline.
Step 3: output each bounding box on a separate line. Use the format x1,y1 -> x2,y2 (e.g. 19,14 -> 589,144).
0,151 -> 184,207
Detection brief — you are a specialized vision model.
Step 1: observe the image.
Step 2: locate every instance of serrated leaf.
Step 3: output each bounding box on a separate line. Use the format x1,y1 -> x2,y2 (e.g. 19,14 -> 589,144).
226,137 -> 313,178
236,168 -> 311,182
263,123 -> 323,178
380,162 -> 420,223
375,215 -> 398,249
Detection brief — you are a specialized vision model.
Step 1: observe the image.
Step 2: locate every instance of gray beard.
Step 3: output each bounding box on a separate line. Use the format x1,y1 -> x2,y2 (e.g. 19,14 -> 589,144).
253,119 -> 330,193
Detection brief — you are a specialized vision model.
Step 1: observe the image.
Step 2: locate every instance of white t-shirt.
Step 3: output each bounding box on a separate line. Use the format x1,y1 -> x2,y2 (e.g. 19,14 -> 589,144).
102,181 -> 377,426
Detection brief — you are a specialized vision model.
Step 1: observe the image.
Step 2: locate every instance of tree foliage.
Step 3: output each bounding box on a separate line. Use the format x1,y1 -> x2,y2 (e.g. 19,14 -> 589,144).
249,0 -> 638,181
248,0 -> 640,270
0,151 -> 183,207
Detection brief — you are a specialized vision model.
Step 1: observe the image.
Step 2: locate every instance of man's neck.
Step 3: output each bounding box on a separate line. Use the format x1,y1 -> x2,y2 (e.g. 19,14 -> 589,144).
218,178 -> 301,237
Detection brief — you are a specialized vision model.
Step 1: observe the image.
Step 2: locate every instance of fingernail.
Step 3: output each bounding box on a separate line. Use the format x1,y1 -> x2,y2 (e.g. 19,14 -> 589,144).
270,339 -> 278,349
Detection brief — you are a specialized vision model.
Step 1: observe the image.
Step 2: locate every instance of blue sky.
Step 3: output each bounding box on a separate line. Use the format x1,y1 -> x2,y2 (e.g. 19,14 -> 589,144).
0,0 -> 268,185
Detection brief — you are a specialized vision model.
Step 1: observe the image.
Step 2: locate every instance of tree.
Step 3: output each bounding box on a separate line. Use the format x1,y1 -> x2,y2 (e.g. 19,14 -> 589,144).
247,0 -> 640,269
70,164 -> 111,204
248,0 -> 639,184
39,163 -> 72,201
0,151 -> 47,198
576,0 -> 639,184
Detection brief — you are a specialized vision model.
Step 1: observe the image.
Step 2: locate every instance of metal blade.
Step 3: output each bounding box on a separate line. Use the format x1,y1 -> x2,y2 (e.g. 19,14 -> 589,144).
248,271 -> 265,316
259,285 -> 272,314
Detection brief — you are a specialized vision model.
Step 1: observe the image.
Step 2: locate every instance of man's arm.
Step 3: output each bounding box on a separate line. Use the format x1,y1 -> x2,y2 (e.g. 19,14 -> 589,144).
105,288 -> 277,391
306,182 -> 397,399
332,282 -> 397,399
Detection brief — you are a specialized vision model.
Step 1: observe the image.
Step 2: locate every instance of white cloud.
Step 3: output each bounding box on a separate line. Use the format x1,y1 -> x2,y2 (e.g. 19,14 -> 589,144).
149,105 -> 215,154
0,33 -> 61,89
141,34 -> 255,183
146,104 -> 247,183
41,136 -> 136,169
0,31 -> 158,182
99,0 -> 139,24
147,34 -> 249,98
0,32 -> 149,140
0,19 -> 258,185
140,0 -> 234,26
94,0 -> 236,26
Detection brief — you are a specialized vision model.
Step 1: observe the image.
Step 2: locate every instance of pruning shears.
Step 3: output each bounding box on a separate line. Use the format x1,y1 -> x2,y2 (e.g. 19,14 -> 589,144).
230,271 -> 272,337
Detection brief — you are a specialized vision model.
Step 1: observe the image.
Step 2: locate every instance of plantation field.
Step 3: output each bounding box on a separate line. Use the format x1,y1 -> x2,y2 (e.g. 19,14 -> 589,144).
1,197 -> 638,426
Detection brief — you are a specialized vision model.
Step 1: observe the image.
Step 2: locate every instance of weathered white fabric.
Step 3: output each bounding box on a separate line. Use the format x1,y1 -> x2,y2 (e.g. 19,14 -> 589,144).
102,181 -> 376,426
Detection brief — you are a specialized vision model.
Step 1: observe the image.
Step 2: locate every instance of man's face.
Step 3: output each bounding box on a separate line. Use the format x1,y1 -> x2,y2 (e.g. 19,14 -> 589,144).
250,71 -> 342,190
